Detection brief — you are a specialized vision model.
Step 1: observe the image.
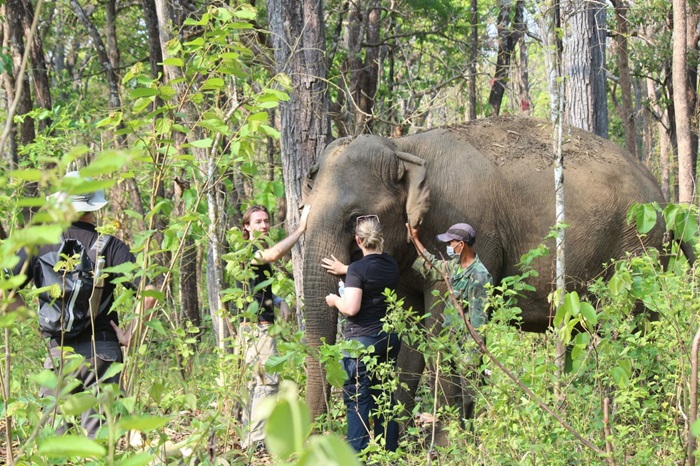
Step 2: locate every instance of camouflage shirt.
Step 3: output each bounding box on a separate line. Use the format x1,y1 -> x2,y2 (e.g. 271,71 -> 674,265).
412,251 -> 492,331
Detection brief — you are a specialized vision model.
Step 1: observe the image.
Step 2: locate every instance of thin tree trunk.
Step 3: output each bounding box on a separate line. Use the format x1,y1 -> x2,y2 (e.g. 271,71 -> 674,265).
174,177 -> 201,333
646,77 -> 673,201
3,0 -> 35,151
540,0 -> 566,400
141,0 -> 164,80
488,0 -> 525,116
517,35 -> 531,114
468,0 -> 478,120
673,0 -> 695,203
69,0 -> 121,112
610,0 -> 636,156
18,0 -> 52,132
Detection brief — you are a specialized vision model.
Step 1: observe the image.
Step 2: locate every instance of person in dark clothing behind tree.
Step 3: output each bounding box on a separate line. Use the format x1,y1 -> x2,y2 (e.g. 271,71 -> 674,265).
238,203 -> 311,452
8,171 -> 157,438
323,214 -> 401,453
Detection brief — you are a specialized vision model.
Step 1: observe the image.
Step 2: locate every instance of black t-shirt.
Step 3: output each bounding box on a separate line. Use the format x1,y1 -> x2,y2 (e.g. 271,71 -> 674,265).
12,221 -> 137,338
250,260 -> 276,323
344,253 -> 399,338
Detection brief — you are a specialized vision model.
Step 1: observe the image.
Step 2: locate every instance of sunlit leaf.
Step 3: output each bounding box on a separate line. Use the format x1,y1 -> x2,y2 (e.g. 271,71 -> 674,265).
114,452 -> 154,466
37,435 -> 106,458
265,396 -> 311,459
102,362 -> 124,381
130,88 -> 158,98
579,302 -> 597,327
297,434 -> 362,466
188,138 -> 213,148
325,359 -> 348,388
118,414 -> 170,432
60,392 -> 98,416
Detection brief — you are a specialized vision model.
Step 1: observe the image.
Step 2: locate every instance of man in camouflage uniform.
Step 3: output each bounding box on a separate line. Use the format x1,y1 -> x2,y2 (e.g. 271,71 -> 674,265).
407,222 -> 492,420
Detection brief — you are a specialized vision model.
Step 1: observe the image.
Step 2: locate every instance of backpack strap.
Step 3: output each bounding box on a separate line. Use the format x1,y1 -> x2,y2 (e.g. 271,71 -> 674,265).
89,234 -> 112,266
88,235 -> 112,319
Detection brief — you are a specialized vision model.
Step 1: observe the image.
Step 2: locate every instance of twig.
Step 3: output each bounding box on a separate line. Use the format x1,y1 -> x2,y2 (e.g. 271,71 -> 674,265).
603,397 -> 616,465
2,328 -> 13,464
688,327 -> 700,466
427,351 -> 440,465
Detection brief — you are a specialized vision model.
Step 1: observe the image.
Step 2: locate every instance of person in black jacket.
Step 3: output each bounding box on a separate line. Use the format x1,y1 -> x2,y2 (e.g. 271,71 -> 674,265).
323,214 -> 401,452
9,171 -> 157,438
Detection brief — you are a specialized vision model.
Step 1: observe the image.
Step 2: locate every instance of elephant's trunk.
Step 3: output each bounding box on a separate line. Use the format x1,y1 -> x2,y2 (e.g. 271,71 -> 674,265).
303,218 -> 351,420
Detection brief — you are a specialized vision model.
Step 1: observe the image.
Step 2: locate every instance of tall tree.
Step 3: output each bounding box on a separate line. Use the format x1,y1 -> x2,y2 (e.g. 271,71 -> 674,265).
488,0 -> 526,115
610,0 -> 638,157
468,0 -> 479,120
266,0 -> 331,415
562,0 -> 607,136
673,0 -> 695,203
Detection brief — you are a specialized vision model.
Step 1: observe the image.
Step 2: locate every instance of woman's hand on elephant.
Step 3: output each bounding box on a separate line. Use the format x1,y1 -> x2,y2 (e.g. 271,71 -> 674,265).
298,204 -> 311,230
321,255 -> 348,275
325,293 -> 339,308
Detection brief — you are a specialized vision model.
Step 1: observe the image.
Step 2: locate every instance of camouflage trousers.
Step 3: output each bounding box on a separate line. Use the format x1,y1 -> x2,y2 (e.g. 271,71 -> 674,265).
237,323 -> 279,448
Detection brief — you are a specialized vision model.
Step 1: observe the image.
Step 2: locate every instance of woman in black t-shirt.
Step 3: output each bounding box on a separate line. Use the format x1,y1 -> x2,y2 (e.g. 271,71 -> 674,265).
324,214 -> 401,453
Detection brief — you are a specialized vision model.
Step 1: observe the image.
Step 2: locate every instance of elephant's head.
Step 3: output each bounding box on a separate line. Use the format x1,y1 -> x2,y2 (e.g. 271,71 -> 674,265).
301,134 -> 430,415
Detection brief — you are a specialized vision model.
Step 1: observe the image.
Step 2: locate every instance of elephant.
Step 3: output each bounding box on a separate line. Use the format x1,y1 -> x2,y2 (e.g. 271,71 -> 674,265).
300,115 -> 667,423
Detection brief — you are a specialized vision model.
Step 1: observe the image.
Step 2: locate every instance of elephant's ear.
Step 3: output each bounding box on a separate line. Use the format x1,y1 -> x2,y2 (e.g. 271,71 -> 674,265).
396,151 -> 430,228
302,163 -> 319,202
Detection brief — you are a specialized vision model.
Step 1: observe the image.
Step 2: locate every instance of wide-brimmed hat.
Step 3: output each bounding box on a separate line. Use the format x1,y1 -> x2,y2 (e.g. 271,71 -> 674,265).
436,223 -> 476,246
48,171 -> 108,212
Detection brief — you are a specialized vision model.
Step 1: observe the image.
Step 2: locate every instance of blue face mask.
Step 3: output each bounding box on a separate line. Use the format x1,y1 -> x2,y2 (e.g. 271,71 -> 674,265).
446,244 -> 459,258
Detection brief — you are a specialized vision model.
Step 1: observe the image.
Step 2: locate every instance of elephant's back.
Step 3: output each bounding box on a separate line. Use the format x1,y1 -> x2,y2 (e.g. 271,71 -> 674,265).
450,115 -> 662,197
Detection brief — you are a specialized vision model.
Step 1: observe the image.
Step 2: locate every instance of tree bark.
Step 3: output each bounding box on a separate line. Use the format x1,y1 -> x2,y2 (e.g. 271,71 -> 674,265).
516,32 -> 531,114
18,0 -> 52,132
646,77 -> 673,201
174,177 -> 201,332
69,0 -> 121,113
563,0 -> 607,137
266,0 -> 332,416
488,0 -> 526,116
3,0 -> 36,152
610,0 -> 637,157
672,0 -> 696,203
468,0 -> 478,120
141,0 -> 164,80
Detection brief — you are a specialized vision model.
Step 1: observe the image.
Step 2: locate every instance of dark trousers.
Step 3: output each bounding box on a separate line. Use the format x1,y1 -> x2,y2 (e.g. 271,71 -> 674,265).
41,338 -> 122,438
342,332 -> 401,452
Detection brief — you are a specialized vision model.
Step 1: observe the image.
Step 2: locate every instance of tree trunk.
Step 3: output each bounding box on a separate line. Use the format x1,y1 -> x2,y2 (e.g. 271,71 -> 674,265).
673,0 -> 695,203
468,0 -> 478,120
266,0 -> 332,415
563,0 -> 607,137
516,33 -> 531,114
141,0 -> 164,80
540,0 -> 567,400
69,0 -> 121,113
611,0 -> 637,156
488,0 -> 525,116
646,77 -> 673,201
3,0 -> 36,152
18,0 -> 52,132
338,0 -> 381,134
174,177 -> 201,332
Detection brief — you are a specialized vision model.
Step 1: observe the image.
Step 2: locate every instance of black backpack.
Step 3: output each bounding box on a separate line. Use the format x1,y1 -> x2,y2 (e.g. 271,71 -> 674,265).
36,234 -> 112,339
